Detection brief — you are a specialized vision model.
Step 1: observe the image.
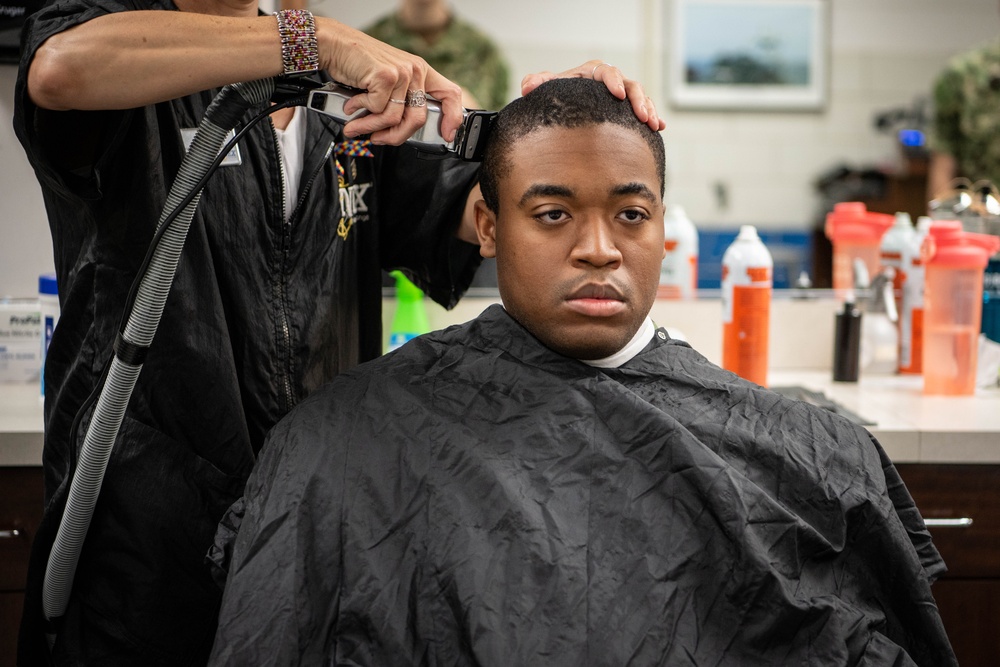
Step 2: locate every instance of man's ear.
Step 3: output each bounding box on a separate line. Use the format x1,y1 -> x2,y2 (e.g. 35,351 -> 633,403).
474,200 -> 498,259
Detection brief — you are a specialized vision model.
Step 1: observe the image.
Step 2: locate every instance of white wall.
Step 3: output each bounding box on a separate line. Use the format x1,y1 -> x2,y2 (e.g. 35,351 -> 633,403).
1,0 -> 997,297
1,65 -> 51,298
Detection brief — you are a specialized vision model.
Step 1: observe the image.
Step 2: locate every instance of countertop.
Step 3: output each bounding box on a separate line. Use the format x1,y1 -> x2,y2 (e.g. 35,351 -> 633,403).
768,370 -> 1000,464
3,370 -> 1000,467
1,384 -> 44,466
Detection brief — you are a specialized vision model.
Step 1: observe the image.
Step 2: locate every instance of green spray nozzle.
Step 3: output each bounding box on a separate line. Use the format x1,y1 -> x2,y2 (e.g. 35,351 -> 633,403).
391,270 -> 425,301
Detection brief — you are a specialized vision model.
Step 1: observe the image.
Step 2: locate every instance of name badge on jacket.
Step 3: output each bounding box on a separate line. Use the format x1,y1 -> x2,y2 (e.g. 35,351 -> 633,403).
180,128 -> 243,166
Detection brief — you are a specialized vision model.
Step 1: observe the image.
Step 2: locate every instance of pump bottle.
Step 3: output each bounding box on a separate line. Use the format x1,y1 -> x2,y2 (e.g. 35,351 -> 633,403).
722,225 -> 773,387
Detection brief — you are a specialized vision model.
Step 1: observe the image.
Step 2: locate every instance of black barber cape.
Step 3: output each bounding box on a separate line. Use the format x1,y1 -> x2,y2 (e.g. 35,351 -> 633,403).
210,305 -> 955,666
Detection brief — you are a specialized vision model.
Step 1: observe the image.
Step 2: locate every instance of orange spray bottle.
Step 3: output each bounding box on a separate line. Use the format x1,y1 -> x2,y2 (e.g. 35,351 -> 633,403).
722,225 -> 773,387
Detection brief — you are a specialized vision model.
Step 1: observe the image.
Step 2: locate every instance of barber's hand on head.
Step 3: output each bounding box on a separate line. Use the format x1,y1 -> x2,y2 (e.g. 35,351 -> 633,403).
316,18 -> 464,144
520,60 -> 666,132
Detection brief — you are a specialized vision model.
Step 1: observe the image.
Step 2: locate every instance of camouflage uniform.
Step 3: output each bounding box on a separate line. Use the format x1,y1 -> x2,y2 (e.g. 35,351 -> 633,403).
364,12 -> 510,111
930,41 -> 1000,188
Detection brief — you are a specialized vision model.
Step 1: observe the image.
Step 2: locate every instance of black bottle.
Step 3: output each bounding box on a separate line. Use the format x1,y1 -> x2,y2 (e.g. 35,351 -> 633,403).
833,296 -> 862,383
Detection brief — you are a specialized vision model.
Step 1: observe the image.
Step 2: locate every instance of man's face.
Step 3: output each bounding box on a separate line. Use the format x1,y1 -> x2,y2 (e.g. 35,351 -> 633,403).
475,123 -> 665,359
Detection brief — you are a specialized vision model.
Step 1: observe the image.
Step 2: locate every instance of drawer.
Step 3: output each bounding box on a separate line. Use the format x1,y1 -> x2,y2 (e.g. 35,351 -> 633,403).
896,464 -> 1000,578
931,578 -> 1000,667
2,591 -> 26,667
0,467 -> 44,592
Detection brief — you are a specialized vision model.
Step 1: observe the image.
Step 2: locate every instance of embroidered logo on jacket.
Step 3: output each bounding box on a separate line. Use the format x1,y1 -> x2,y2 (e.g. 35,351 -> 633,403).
335,140 -> 374,240
338,182 -> 372,239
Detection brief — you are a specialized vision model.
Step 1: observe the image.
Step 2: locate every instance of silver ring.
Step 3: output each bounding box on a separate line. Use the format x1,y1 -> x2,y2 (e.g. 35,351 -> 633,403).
405,89 -> 427,107
389,97 -> 406,105
591,62 -> 613,78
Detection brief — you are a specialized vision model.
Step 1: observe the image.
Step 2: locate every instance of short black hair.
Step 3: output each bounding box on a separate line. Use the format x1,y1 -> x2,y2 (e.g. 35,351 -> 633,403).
479,78 -> 665,213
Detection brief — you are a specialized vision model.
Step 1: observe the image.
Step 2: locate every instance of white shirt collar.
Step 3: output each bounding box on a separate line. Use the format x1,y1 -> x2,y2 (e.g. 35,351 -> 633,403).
580,316 -> 656,368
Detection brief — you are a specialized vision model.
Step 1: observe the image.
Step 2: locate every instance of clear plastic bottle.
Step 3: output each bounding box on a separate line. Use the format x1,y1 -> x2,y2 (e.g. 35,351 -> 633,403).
658,205 -> 699,300
879,212 -> 915,373
856,262 -> 899,376
722,225 -> 773,387
900,216 -> 932,373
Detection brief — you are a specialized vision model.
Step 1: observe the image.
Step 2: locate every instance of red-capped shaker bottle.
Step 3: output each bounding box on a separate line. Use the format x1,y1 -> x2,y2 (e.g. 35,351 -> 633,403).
825,202 -> 893,298
921,220 -> 1000,395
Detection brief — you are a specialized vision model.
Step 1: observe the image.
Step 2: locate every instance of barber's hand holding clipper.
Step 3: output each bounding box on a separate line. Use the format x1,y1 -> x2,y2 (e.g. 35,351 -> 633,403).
320,18 -> 466,145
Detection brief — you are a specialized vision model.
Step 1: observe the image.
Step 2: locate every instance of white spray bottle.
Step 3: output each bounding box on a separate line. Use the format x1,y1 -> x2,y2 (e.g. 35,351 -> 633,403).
659,205 -> 699,299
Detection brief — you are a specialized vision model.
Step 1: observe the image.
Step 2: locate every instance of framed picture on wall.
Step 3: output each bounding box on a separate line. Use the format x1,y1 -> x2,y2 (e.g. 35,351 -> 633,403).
669,0 -> 828,111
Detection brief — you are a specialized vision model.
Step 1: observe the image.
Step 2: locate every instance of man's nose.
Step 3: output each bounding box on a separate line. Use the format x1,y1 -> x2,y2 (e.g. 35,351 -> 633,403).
571,216 -> 623,268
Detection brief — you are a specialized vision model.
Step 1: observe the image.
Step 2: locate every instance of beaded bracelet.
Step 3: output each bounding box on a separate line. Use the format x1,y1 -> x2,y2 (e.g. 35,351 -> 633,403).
274,9 -> 319,77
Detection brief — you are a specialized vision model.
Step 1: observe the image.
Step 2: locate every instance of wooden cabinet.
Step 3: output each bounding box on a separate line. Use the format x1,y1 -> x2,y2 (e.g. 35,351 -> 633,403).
0,467 -> 43,667
896,464 -> 1000,667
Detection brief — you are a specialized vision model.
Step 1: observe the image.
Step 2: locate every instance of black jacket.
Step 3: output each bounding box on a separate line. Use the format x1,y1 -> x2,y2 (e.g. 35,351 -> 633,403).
13,0 -> 480,664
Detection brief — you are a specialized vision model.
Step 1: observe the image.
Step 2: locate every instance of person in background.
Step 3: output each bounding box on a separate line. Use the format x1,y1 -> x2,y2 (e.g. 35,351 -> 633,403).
12,0 -> 663,660
364,0 -> 512,287
927,5 -> 1000,200
364,0 -> 510,111
209,78 -> 954,666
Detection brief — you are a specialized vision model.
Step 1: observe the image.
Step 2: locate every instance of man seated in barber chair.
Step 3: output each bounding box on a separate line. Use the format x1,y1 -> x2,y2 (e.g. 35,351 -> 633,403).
208,78 -> 956,667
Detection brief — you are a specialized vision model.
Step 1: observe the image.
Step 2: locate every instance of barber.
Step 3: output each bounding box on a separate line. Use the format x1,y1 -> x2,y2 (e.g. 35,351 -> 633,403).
13,0 -> 663,664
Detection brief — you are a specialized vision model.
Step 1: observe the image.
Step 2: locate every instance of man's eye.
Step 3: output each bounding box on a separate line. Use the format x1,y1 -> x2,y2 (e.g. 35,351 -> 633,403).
535,210 -> 568,224
619,209 -> 650,224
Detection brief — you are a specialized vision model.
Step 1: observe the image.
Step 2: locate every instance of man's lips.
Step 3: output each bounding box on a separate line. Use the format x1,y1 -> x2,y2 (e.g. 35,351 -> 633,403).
564,283 -> 627,317
566,283 -> 625,301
